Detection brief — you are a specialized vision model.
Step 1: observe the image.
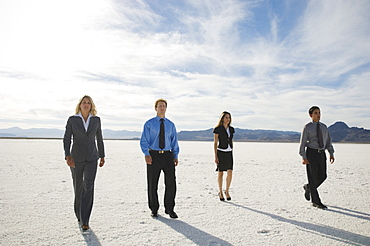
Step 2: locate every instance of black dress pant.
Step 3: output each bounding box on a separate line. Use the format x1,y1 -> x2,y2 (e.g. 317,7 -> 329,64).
306,147 -> 327,204
147,151 -> 176,213
70,159 -> 98,225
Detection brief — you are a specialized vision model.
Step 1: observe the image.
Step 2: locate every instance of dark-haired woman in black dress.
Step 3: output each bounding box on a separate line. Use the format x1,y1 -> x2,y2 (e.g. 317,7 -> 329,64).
213,111 -> 234,201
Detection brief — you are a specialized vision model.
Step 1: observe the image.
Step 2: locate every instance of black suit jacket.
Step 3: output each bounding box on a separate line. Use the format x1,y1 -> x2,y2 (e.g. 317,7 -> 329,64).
213,125 -> 234,149
63,115 -> 105,163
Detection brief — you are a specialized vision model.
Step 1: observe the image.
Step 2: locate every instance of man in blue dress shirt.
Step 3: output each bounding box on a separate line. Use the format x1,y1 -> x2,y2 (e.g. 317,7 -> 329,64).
140,99 -> 180,218
299,106 -> 335,209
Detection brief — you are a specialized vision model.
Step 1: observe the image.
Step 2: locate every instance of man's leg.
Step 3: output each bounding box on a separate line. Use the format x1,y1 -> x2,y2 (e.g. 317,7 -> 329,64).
306,149 -> 322,205
163,152 -> 176,212
316,152 -> 327,189
147,153 -> 162,213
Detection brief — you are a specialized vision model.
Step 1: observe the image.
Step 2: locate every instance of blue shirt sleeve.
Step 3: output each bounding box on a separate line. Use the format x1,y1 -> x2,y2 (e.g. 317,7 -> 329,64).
170,123 -> 179,159
140,120 -> 151,156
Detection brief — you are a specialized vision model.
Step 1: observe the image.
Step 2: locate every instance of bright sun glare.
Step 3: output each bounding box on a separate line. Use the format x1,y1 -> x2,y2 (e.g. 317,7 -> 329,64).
0,0 -> 107,78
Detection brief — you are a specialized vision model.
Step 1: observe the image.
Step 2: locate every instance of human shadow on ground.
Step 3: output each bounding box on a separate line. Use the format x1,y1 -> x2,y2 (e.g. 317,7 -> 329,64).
328,206 -> 370,221
158,216 -> 233,246
81,228 -> 102,246
228,202 -> 370,246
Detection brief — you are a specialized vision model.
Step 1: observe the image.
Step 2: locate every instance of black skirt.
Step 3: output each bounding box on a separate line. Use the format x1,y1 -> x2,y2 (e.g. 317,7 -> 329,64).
216,150 -> 233,172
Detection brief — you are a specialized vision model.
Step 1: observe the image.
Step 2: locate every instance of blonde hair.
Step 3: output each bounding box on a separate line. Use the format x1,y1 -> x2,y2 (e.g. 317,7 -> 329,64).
155,98 -> 167,108
75,95 -> 97,115
216,111 -> 232,128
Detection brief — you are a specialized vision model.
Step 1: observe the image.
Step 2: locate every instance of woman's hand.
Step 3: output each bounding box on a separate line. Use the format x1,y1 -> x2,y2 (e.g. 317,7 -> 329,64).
215,156 -> 219,164
66,155 -> 75,168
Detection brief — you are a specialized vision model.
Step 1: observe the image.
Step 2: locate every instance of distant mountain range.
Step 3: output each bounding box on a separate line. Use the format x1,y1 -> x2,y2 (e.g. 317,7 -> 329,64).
0,127 -> 141,139
0,121 -> 369,143
327,121 -> 370,143
178,121 -> 370,143
178,128 -> 301,142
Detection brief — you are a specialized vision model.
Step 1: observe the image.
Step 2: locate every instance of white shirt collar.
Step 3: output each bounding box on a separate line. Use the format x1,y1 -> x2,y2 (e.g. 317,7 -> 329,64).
75,113 -> 92,131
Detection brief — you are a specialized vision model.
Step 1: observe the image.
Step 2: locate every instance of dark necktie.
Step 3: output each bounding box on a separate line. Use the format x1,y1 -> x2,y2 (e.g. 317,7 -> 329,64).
317,122 -> 324,149
159,119 -> 165,149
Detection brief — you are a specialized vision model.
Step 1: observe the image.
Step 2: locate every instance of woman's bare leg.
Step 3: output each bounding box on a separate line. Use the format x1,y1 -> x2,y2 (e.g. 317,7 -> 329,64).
218,171 -> 224,199
225,170 -> 233,199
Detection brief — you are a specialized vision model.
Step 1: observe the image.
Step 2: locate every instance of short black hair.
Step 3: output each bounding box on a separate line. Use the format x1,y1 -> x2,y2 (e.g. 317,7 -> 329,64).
309,106 -> 320,115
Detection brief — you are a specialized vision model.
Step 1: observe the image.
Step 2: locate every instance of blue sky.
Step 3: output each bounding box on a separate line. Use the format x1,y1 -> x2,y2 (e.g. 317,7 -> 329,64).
0,0 -> 369,132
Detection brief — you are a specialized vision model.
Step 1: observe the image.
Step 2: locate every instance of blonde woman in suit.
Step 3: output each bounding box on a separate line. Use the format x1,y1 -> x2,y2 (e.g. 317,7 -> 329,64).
63,95 -> 105,232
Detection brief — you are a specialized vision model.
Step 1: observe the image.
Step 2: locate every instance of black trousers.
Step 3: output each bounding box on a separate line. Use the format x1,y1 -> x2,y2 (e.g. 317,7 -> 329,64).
70,160 -> 98,225
147,151 -> 176,213
306,147 -> 327,204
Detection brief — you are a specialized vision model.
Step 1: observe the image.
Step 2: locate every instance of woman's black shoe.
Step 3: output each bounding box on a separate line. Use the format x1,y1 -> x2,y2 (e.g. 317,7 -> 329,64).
225,191 -> 231,201
218,192 -> 225,201
81,224 -> 90,232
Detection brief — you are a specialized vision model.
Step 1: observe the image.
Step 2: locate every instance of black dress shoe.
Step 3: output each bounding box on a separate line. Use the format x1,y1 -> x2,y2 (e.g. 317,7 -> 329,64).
303,184 -> 310,201
312,203 -> 327,209
165,210 -> 178,219
151,211 -> 158,217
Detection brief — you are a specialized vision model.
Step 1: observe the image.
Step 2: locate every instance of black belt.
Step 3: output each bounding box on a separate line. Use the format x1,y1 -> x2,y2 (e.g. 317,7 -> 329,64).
149,149 -> 171,154
308,147 -> 325,153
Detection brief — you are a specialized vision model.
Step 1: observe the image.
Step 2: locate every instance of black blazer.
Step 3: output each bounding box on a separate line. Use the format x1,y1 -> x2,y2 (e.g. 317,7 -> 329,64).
63,116 -> 105,163
213,125 -> 234,149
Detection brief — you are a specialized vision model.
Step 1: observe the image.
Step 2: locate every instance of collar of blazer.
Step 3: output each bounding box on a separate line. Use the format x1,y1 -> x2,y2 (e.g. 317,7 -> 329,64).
72,114 -> 98,133
221,125 -> 233,136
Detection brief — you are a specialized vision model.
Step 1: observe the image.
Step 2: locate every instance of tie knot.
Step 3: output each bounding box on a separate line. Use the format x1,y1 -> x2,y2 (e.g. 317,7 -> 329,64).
160,118 -> 164,121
